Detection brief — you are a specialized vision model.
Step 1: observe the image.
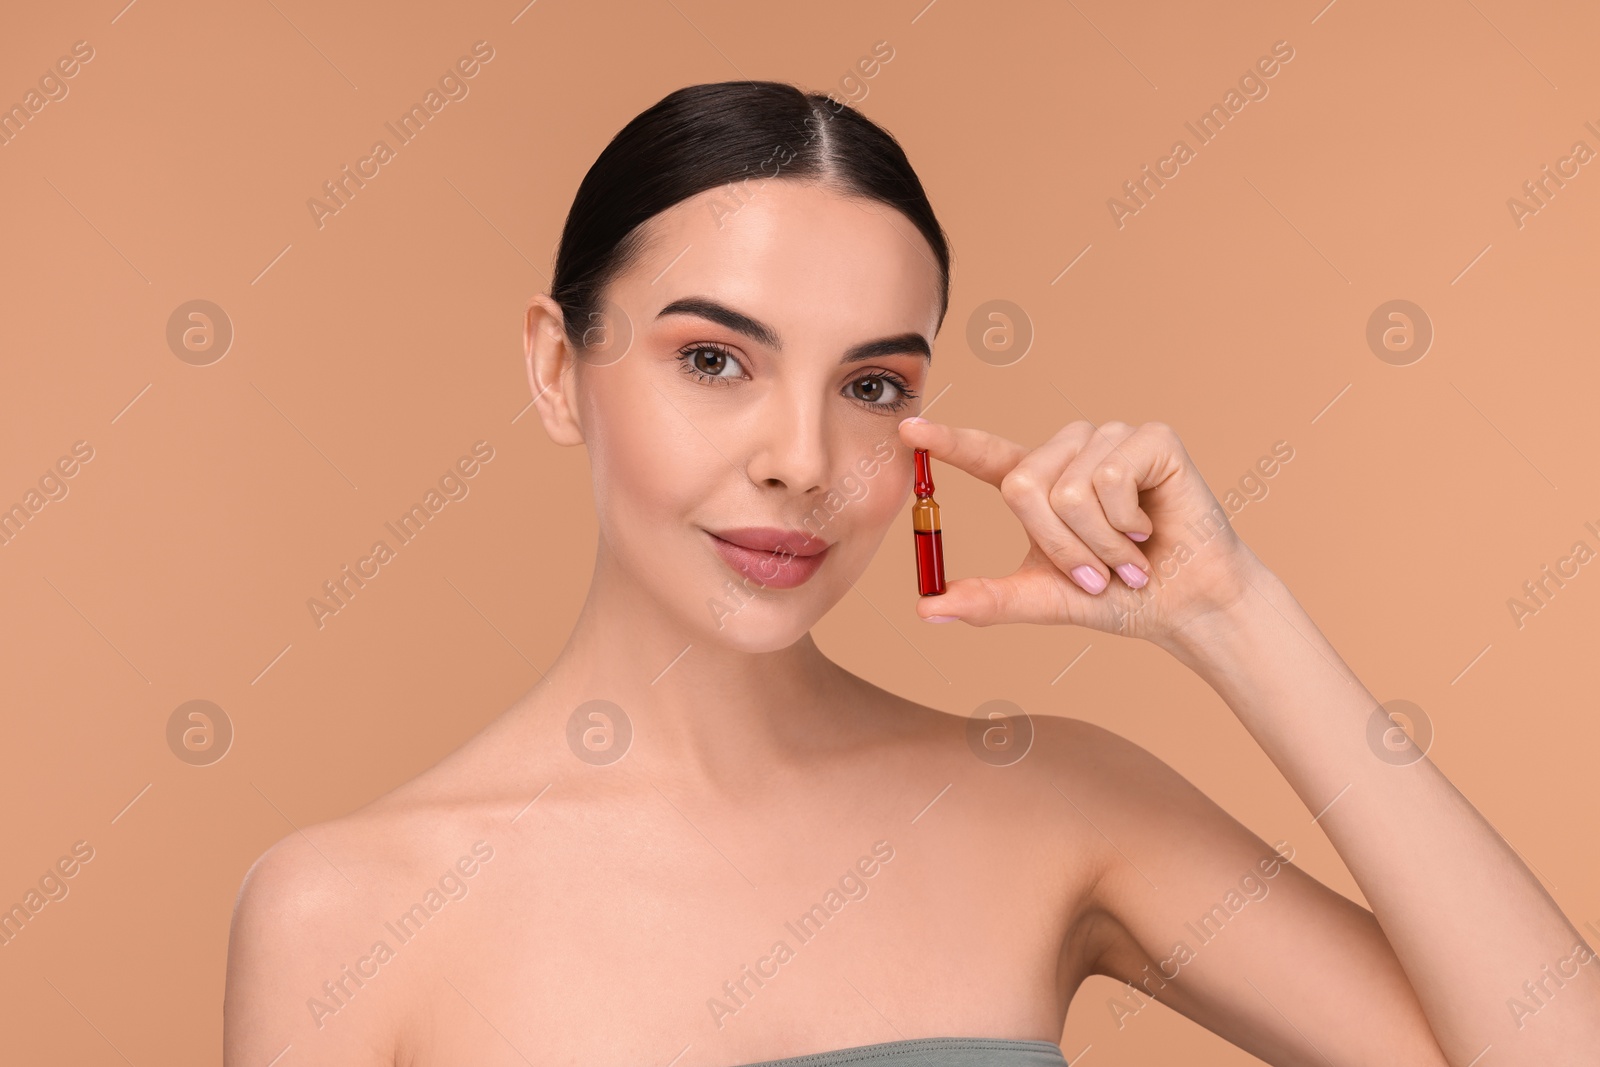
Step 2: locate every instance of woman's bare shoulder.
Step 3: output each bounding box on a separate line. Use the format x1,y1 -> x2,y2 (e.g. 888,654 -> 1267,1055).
223,809 -> 419,1063
230,704 -> 550,919
1024,713 -> 1243,837
848,681 -> 1171,835
223,707 -> 547,1061
853,674 -> 1161,783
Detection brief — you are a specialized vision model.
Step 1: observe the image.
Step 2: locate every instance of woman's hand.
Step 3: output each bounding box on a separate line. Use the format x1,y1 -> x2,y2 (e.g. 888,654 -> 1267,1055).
897,416 -> 1266,646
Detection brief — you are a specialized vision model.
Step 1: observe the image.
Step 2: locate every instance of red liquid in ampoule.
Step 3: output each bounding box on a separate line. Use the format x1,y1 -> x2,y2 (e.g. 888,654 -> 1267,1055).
912,448 -> 946,596
915,527 -> 945,595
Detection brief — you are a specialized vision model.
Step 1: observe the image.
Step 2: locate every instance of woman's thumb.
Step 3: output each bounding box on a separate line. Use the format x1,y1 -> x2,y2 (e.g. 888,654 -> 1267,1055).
914,576 -> 1010,626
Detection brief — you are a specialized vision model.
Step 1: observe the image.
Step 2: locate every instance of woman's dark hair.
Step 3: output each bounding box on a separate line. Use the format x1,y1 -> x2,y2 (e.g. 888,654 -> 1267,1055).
549,80 -> 952,352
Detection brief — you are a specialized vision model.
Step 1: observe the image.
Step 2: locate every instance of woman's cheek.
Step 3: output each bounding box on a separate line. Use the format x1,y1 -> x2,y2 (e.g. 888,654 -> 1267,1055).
596,372 -> 687,469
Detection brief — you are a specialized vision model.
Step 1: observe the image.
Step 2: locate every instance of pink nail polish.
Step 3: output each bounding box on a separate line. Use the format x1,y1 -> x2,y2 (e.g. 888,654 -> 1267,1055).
1069,565 -> 1107,594
924,614 -> 959,623
1126,530 -> 1149,542
1116,563 -> 1148,589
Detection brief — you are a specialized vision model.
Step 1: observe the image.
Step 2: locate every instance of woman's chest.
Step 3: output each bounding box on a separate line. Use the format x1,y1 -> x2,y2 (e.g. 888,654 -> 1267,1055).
391,788 -> 1102,1066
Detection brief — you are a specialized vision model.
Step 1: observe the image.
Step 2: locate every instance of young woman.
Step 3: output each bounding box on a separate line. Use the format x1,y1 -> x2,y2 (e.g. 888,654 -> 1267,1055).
224,81 -> 1600,1066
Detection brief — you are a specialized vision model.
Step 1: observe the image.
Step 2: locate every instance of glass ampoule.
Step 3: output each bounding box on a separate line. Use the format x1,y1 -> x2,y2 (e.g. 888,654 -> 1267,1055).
912,448 -> 946,596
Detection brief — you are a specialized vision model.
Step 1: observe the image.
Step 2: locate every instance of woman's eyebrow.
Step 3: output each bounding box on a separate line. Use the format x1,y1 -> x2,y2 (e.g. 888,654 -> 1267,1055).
655,296 -> 932,364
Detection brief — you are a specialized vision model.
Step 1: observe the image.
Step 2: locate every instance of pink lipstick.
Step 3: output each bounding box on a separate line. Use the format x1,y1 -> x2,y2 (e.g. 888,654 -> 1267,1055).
705,527 -> 830,589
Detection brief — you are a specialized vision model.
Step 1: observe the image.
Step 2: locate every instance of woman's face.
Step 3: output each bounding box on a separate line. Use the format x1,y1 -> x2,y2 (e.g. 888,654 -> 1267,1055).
551,179 -> 943,652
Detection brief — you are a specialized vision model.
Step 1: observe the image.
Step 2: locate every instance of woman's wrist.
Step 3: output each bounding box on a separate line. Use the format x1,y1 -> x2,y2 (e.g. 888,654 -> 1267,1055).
1152,548 -> 1286,671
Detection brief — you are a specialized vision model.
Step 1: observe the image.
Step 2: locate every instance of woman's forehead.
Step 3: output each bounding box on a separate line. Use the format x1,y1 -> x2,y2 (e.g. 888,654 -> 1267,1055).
615,183 -> 942,342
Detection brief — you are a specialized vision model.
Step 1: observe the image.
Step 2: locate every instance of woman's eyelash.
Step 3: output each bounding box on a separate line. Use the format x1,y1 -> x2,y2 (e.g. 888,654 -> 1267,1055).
673,344 -> 919,412
675,343 -> 743,384
851,373 -> 918,412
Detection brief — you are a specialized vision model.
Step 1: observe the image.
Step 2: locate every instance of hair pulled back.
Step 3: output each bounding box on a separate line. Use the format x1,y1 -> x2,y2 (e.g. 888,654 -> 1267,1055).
549,80 -> 951,352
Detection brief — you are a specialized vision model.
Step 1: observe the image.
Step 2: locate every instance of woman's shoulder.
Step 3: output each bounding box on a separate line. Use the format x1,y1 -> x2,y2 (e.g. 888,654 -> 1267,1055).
223,760 -> 514,1060
230,730 -> 531,923
227,788 -> 468,956
859,683 -> 1184,824
876,682 -> 1172,785
885,697 -> 1227,868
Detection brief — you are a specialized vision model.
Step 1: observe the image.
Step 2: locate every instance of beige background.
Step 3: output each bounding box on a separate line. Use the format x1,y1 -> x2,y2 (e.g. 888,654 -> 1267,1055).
2,0 -> 1598,1063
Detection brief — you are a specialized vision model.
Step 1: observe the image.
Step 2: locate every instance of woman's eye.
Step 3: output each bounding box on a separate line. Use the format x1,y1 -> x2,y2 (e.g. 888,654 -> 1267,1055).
675,346 -> 918,413
852,376 -> 899,405
849,374 -> 917,411
676,344 -> 745,383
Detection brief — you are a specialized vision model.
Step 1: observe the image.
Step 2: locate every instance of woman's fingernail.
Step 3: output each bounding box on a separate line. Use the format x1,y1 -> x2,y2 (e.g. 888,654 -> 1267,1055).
1126,530 -> 1149,542
1069,565 -> 1107,594
924,614 -> 959,623
1116,563 -> 1148,589
900,416 -> 928,427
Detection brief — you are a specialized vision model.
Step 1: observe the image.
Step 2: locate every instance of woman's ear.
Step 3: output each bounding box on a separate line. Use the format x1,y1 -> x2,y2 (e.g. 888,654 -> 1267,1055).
524,294 -> 585,446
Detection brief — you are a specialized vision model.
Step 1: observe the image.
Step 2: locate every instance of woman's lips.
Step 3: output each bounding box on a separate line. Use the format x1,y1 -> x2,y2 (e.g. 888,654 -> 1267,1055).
705,530 -> 830,589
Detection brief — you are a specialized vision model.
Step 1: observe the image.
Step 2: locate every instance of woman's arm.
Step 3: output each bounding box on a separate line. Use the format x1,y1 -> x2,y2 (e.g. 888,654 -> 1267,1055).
1151,554 -> 1600,1064
1049,712 -> 1454,1066
896,415 -> 1600,1065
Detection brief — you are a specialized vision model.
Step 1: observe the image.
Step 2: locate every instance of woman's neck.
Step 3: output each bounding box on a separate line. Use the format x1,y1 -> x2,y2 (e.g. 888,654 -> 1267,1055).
527,543 -> 863,790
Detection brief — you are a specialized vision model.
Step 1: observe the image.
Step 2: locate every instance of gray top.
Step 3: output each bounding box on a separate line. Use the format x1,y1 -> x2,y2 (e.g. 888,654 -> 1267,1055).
731,1037 -> 1069,1067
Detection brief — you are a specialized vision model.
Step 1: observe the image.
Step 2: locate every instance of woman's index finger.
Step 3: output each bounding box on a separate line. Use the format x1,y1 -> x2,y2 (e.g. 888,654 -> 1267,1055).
897,418 -> 1029,488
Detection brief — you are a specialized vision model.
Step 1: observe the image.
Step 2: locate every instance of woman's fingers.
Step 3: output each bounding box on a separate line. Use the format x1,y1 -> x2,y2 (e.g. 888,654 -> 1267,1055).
996,423 -> 1117,592
896,417 -> 1028,488
1074,422 -> 1157,541
917,571 -> 1075,628
1001,421 -> 1155,593
1047,421 -> 1159,589
899,415 -> 1118,589
899,417 -> 1176,623
905,416 -> 1227,634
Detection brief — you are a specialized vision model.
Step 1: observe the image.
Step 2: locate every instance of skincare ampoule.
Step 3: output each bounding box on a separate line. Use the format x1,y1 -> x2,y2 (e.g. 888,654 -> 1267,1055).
912,448 -> 946,596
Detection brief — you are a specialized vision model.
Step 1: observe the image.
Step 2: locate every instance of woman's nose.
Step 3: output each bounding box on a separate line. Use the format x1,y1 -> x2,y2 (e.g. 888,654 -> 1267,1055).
744,389 -> 830,492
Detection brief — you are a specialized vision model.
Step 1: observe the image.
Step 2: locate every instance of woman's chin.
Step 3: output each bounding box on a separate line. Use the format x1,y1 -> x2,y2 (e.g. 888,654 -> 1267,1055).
702,603 -> 822,653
